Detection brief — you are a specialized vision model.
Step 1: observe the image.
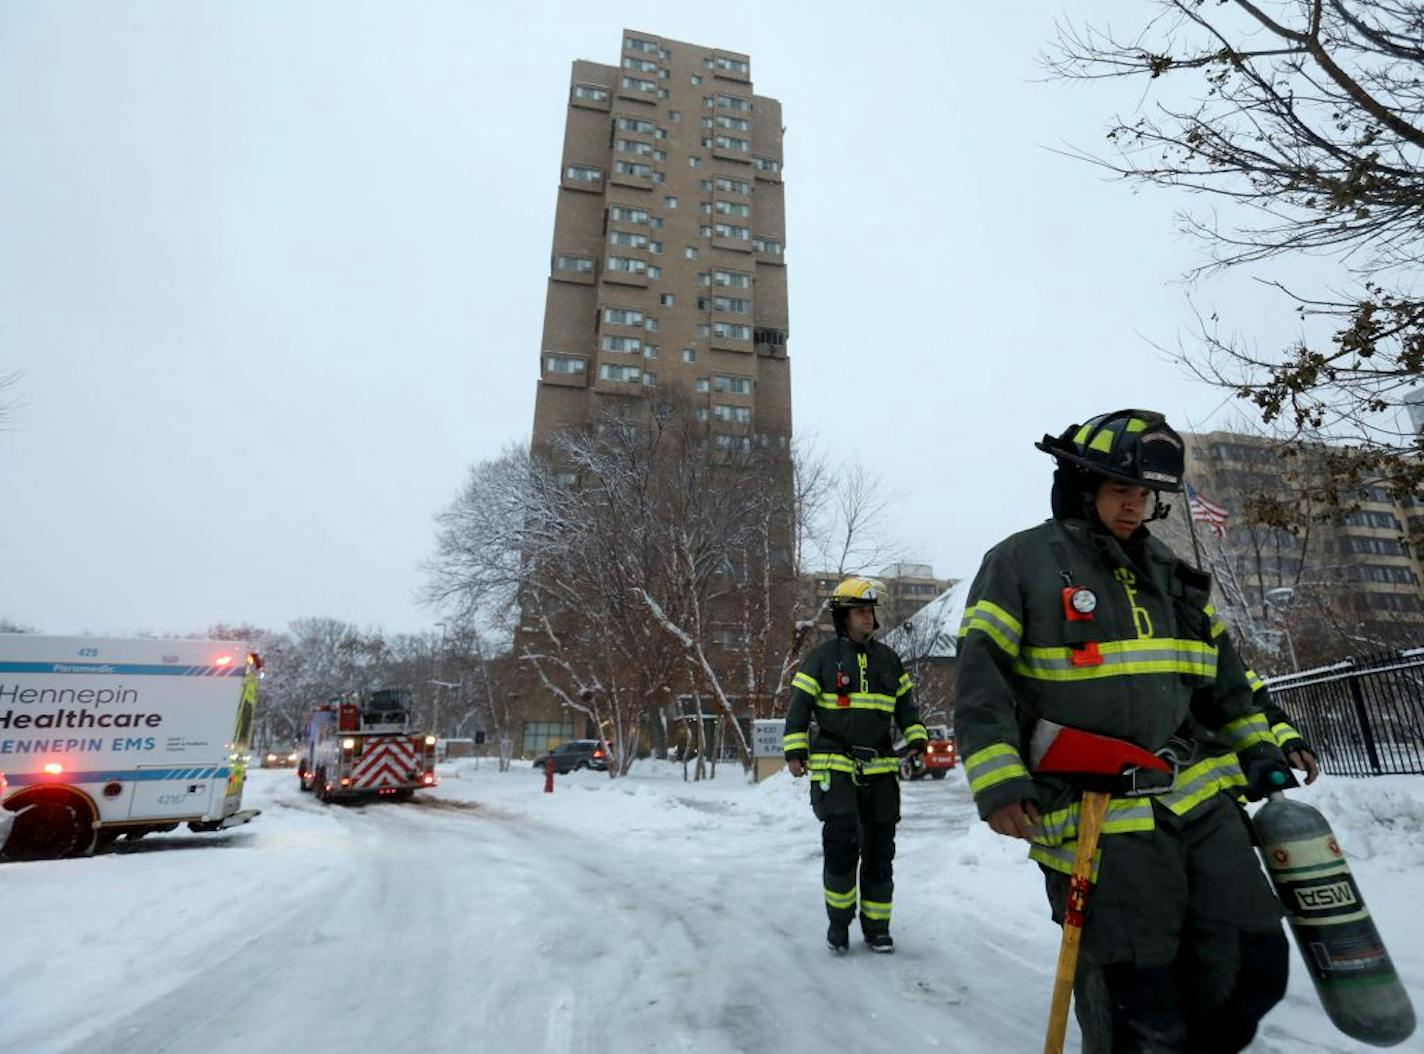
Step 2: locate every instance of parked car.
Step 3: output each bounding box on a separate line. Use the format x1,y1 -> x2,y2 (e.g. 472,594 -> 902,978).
0,770 -> 15,854
532,739 -> 609,774
898,725 -> 956,780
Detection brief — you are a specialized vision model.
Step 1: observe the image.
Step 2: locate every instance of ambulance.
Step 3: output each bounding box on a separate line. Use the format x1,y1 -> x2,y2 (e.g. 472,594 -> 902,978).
0,634 -> 262,860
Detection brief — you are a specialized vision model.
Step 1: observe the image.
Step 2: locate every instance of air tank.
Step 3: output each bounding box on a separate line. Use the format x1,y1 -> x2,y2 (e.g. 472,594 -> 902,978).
1253,792 -> 1416,1047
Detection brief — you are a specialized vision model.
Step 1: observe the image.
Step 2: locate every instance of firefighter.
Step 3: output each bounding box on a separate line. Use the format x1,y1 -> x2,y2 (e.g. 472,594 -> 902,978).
956,409 -> 1298,1052
783,576 -> 927,954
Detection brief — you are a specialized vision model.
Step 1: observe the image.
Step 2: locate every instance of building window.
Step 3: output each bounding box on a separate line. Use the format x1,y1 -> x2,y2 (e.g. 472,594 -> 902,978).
647,265 -> 661,278
682,347 -> 697,363
621,75 -> 657,94
642,371 -> 657,386
714,114 -> 751,132
752,155 -> 781,174
645,317 -> 660,332
715,176 -> 752,194
696,407 -> 709,421
601,334 -> 642,354
609,230 -> 648,248
660,293 -> 675,306
668,110 -> 682,123
700,202 -> 713,214
613,160 -> 653,178
652,171 -> 666,183
713,374 -> 753,394
713,403 -> 752,423
685,246 -> 699,260
713,295 -> 750,314
752,236 -> 784,255
654,149 -> 667,162
553,255 -> 594,273
691,74 -> 703,85
712,268 -> 751,288
565,164 -> 602,182
643,343 -> 660,358
712,321 -> 751,341
622,56 -> 658,73
649,241 -> 662,254
701,116 -> 715,129
714,434 -> 752,452
599,363 -> 642,383
602,306 -> 644,326
715,93 -> 752,112
609,204 -> 649,224
699,225 -> 712,237
695,323 -> 711,338
664,196 -> 678,208
715,200 -> 751,218
695,378 -> 710,392
572,84 -> 608,102
616,138 -> 654,156
544,355 -> 586,374
689,156 -> 702,168
616,115 -> 655,133
523,721 -> 574,755
625,36 -> 660,54
713,135 -> 749,153
714,223 -> 750,240
650,216 -> 664,230
606,256 -> 648,274
714,56 -> 749,74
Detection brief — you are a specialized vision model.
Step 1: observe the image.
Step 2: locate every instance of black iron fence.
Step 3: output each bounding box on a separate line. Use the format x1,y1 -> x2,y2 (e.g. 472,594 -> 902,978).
1267,651 -> 1424,777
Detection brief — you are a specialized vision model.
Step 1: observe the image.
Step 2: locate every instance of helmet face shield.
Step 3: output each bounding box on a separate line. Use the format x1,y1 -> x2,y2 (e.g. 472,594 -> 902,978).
1134,427 -> 1185,492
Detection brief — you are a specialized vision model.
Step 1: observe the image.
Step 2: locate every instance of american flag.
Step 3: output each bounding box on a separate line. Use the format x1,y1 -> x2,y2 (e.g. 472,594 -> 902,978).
1185,482 -> 1229,538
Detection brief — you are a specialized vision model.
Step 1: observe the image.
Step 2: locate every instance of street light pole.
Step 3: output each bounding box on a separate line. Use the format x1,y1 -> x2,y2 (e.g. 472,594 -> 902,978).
1264,588 -> 1301,673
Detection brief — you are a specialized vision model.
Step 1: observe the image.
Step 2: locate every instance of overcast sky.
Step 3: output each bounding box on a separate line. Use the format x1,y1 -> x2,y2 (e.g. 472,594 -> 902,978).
0,2 -> 1330,637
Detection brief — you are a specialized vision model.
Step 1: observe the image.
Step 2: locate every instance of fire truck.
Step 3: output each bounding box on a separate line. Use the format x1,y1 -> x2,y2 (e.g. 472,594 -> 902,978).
298,688 -> 437,802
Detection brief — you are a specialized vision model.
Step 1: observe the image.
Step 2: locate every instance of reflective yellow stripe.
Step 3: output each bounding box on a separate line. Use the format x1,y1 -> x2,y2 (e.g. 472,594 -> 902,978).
1030,842 -> 1102,881
959,600 -> 1023,658
902,724 -> 928,745
807,753 -> 899,776
964,743 -> 1030,796
791,671 -> 820,695
824,885 -> 857,909
1220,712 -> 1274,752
1088,428 -> 1114,453
1012,638 -> 1217,681
1245,667 -> 1266,692
1125,417 -> 1148,433
896,674 -> 914,698
1032,797 -> 1155,847
861,899 -> 892,921
782,732 -> 809,752
1272,722 -> 1303,748
815,692 -> 895,712
1160,754 -> 1246,816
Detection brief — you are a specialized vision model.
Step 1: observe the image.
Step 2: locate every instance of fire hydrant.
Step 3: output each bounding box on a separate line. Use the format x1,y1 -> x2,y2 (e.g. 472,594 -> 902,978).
543,755 -> 555,794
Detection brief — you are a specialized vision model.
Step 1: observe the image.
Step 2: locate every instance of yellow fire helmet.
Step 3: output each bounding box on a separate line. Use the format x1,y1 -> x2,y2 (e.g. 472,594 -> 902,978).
830,576 -> 885,608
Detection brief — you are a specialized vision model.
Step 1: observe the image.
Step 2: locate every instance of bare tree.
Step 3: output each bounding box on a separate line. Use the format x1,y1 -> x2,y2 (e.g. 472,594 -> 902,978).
1048,1 -> 1424,494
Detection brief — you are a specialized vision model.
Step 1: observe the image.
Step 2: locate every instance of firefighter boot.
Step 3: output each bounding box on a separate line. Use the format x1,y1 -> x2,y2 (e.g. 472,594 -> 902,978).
827,922 -> 850,955
863,932 -> 895,954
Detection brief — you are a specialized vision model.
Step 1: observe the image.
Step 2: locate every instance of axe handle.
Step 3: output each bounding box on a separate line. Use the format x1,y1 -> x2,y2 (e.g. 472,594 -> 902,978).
1044,789 -> 1111,1054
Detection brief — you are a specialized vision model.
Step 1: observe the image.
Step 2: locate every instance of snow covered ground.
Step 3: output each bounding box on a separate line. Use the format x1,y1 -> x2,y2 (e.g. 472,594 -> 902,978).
1,761 -> 1420,1053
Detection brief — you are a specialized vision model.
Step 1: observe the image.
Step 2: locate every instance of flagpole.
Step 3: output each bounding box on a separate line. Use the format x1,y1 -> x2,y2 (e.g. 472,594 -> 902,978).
1183,480 -> 1205,569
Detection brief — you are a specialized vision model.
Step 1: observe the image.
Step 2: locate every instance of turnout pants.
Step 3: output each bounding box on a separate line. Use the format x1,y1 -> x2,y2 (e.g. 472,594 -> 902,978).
1043,795 -> 1288,1054
810,770 -> 900,935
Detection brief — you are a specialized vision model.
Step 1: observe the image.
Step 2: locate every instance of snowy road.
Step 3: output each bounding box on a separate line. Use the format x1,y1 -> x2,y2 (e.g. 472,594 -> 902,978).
2,763 -> 1420,1053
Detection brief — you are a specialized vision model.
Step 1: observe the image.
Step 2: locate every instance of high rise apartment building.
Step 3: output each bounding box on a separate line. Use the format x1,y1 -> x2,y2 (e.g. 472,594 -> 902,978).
533,30 -> 790,449
1179,430 -> 1424,649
